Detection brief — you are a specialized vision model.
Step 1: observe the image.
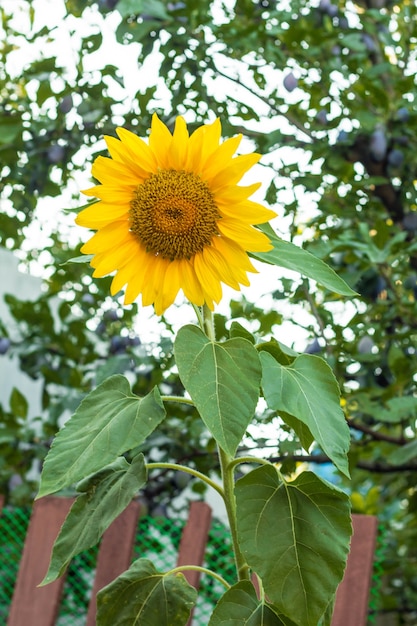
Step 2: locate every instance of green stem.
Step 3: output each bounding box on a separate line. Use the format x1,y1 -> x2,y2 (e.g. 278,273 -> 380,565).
228,456 -> 271,471
218,446 -> 250,581
202,304 -> 216,341
192,303 -> 205,331
160,395 -> 195,406
168,565 -> 231,589
146,462 -> 224,498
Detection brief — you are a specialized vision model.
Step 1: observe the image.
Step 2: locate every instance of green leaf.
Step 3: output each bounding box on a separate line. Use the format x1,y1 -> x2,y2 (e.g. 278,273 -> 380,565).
115,0 -> 143,18
10,388 -> 28,419
41,454 -> 147,585
174,325 -> 261,456
61,254 -> 93,265
388,439 -> 417,466
229,320 -> 256,344
209,581 -> 297,625
378,396 -> 417,424
254,224 -> 356,296
257,339 -> 298,366
96,558 -> 197,626
278,411 -> 314,452
235,466 -> 352,626
38,376 -> 166,498
260,352 -> 350,477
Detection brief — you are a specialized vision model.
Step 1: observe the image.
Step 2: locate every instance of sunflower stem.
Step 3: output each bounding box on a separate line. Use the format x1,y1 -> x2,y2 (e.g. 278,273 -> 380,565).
192,304 -> 205,331
202,304 -> 216,342
146,462 -> 224,498
201,304 -> 250,582
218,446 -> 250,581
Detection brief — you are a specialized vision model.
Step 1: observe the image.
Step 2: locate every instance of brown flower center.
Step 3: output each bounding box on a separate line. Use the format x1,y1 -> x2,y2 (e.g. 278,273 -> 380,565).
129,169 -> 220,260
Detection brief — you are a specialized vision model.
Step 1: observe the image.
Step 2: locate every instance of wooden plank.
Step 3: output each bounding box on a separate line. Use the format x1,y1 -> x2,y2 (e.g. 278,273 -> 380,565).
177,501 -> 212,626
7,496 -> 74,626
86,500 -> 142,626
331,514 -> 378,626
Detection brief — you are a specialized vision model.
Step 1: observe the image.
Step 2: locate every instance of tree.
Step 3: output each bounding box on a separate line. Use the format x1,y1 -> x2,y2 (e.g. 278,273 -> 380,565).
1,0 -> 416,623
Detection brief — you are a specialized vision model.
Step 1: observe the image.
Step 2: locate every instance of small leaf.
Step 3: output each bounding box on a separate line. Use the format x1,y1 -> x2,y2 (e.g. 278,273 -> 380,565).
257,339 -> 298,366
38,376 -> 166,497
174,325 -> 261,456
229,320 -> 256,344
61,254 -> 93,265
235,465 -> 352,626
260,352 -> 350,477
115,0 -> 143,18
41,454 -> 147,585
10,388 -> 28,419
254,224 -> 356,296
209,580 -> 297,625
96,558 -> 197,626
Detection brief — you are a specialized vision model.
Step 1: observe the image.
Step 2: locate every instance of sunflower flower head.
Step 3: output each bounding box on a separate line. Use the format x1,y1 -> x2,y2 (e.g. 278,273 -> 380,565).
76,114 -> 276,315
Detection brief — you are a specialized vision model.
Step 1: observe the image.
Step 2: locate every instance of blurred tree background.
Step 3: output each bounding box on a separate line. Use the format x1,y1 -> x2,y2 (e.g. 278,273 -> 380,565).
1,0 -> 416,623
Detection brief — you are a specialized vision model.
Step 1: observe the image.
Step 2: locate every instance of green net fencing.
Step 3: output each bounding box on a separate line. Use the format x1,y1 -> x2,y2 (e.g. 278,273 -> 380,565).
0,504 -> 385,625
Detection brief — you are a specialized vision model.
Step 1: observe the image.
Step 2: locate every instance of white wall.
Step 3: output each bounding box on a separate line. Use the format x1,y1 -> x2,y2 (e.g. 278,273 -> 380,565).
0,248 -> 43,418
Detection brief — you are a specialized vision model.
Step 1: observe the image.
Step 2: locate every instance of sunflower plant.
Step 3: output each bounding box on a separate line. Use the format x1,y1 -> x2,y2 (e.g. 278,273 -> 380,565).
37,115 -> 355,626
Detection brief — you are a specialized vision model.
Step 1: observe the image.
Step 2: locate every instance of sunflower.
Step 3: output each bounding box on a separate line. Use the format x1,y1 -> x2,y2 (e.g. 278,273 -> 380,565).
76,114 -> 276,315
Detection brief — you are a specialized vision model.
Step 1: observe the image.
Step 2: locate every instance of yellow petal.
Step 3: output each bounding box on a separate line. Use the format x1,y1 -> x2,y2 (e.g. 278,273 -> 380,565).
168,116 -> 189,170
76,202 -> 129,228
202,245 -> 241,290
217,220 -> 272,252
141,255 -> 170,307
177,259 -> 205,306
116,127 -> 157,173
110,245 -> 148,296
193,252 -> 223,304
82,185 -> 135,205
91,238 -> 140,277
187,118 -> 221,173
219,199 -> 277,224
148,113 -> 172,169
215,182 -> 262,204
104,135 -> 150,179
123,249 -> 154,304
81,221 -> 132,254
209,153 -> 261,190
92,156 -> 139,186
202,134 -> 242,181
154,261 -> 182,314
212,236 -> 257,274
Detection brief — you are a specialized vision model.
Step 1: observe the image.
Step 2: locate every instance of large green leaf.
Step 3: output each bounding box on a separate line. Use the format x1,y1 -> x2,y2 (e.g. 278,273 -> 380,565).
96,558 -> 197,626
260,352 -> 350,477
38,376 -> 165,497
174,325 -> 261,456
209,581 -> 297,625
41,454 -> 147,585
235,465 -> 352,626
254,223 -> 356,296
